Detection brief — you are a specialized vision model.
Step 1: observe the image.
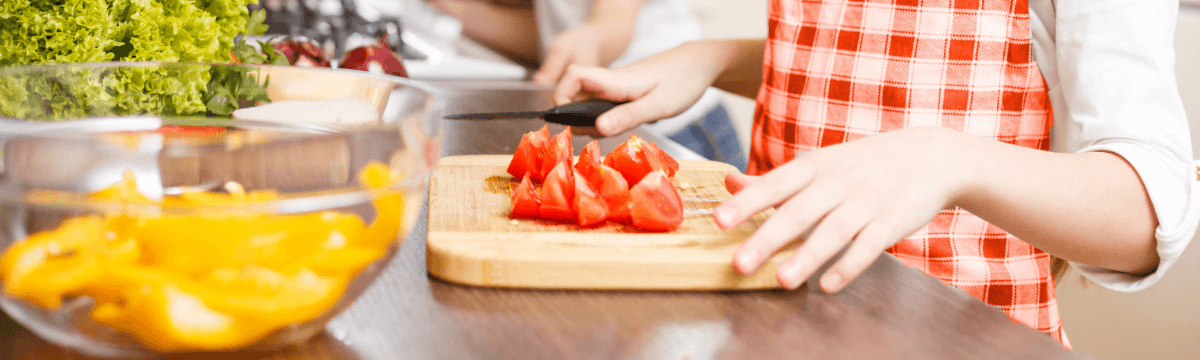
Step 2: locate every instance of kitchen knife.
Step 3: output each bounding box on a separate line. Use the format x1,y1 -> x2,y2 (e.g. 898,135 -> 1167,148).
443,99 -> 626,127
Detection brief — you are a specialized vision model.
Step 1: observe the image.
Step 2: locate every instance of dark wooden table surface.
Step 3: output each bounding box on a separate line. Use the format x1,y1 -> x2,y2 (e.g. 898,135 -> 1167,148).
0,84 -> 1092,359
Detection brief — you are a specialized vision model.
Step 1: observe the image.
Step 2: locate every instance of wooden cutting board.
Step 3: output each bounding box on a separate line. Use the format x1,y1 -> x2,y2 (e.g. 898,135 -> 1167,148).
426,155 -> 795,290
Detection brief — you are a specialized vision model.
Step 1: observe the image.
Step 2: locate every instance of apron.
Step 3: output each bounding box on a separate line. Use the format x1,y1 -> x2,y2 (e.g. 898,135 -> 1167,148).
749,0 -> 1068,346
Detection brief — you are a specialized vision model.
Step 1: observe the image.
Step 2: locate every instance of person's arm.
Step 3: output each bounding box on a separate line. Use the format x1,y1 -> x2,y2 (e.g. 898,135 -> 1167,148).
531,0 -> 644,83
553,39 -> 764,135
426,0 -> 541,67
1044,0 -> 1198,290
718,126 -> 1160,292
720,0 -> 1195,293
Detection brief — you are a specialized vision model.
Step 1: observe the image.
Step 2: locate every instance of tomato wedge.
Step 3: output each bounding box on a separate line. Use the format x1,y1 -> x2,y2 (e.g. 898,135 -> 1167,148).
646,142 -> 679,177
540,127 -> 574,180
582,164 -> 630,224
575,140 -> 602,177
604,134 -> 667,185
509,174 -> 541,219
506,125 -> 551,181
572,169 -> 609,227
539,161 -> 575,222
628,171 -> 683,231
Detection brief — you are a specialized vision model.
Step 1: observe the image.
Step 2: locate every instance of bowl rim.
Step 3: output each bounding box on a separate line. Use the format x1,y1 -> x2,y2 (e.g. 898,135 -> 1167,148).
0,62 -> 439,212
0,61 -> 443,132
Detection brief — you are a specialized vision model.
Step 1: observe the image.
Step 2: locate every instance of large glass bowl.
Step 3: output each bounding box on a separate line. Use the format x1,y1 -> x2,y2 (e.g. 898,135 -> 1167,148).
0,63 -> 440,357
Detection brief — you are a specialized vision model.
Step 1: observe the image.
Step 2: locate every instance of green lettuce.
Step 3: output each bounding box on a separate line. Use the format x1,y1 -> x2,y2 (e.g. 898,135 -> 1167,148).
0,0 -> 271,120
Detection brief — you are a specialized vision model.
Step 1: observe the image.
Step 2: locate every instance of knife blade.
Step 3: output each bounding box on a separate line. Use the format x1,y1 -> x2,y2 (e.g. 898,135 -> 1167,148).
443,99 -> 625,127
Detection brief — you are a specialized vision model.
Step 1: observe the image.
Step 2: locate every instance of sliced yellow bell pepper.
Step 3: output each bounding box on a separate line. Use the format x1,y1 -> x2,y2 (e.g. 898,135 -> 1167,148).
88,171 -> 151,204
0,217 -> 138,308
0,162 -> 407,352
360,161 -> 406,248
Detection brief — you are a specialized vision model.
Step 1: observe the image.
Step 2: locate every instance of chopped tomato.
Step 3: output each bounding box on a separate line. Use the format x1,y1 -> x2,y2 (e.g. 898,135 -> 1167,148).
540,127 -> 574,179
506,125 -> 551,181
539,161 -> 575,222
628,171 -> 683,232
582,164 -> 630,223
604,134 -> 667,185
646,142 -> 679,177
572,169 -> 609,227
509,174 -> 541,219
575,140 -> 602,177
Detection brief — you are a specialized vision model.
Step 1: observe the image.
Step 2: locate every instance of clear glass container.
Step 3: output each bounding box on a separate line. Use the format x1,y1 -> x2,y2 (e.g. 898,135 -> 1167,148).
0,62 -> 440,357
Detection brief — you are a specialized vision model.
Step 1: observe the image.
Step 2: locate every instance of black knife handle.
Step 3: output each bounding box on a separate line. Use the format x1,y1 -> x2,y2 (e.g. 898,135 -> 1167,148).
543,99 -> 626,127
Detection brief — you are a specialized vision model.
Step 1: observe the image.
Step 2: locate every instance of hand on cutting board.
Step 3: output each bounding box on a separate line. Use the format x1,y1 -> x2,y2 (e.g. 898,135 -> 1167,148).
715,127 -> 979,293
553,43 -> 721,136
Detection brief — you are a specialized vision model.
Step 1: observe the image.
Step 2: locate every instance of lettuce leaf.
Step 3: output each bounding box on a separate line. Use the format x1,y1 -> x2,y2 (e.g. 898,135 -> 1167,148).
0,0 -> 270,120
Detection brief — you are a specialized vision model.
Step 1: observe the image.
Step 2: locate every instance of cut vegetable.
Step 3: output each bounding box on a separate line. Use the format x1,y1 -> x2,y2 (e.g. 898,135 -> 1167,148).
510,174 -> 541,219
573,169 -> 609,227
629,171 -> 683,231
540,127 -> 574,180
539,161 -> 576,222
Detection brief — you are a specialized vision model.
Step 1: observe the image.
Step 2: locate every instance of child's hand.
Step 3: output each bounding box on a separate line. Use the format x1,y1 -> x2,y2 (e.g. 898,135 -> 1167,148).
715,127 -> 983,293
553,43 -> 724,136
531,24 -> 605,85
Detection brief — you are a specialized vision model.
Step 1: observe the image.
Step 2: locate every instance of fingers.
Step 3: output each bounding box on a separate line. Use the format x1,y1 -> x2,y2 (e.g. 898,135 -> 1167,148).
554,65 -> 617,106
593,90 -> 683,136
724,172 -> 759,195
570,126 -> 605,138
532,46 -> 572,85
816,218 -> 897,293
714,157 -> 817,230
732,183 -> 843,276
774,202 -> 874,290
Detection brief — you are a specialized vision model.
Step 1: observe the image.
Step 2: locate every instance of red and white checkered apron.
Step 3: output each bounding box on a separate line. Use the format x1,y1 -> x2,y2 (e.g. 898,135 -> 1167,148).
748,0 -> 1068,346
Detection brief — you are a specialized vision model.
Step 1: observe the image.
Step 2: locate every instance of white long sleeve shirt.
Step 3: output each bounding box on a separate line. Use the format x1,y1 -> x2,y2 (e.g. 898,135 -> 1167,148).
1031,0 -> 1200,291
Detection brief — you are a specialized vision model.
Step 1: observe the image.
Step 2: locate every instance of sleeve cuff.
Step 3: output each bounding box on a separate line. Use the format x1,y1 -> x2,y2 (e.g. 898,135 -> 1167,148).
1067,142 -> 1199,292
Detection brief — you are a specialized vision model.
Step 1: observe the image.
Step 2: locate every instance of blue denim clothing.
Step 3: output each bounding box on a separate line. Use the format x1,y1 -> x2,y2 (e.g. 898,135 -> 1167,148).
666,104 -> 748,172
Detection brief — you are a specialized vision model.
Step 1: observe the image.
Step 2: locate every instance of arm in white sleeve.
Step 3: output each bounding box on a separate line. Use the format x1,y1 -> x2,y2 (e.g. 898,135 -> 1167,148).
1035,0 -> 1200,291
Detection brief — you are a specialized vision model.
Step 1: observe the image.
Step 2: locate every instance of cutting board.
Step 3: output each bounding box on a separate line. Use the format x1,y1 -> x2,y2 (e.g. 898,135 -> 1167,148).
426,155 -> 795,290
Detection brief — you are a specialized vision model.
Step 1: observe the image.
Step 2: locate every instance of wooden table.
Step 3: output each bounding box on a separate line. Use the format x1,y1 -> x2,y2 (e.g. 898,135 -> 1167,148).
0,84 -> 1092,359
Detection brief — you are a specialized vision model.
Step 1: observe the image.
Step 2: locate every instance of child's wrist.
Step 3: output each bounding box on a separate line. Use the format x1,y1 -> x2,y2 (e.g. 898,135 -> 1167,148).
942,128 -> 994,212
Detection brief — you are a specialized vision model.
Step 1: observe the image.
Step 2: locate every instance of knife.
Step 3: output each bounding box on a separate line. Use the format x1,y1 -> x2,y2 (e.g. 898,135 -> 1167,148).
443,99 -> 626,127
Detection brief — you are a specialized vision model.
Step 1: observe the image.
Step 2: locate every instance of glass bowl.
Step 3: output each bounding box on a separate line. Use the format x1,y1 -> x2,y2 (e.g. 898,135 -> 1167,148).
0,62 -> 440,357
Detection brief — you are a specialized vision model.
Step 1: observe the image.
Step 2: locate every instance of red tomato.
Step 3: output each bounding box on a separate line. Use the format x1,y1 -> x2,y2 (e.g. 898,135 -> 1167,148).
646,141 -> 678,177
629,171 -> 683,231
573,169 -> 609,227
539,161 -> 576,222
540,127 -> 574,179
506,125 -> 551,180
509,174 -> 541,219
575,140 -> 602,177
582,164 -> 631,224
604,134 -> 669,185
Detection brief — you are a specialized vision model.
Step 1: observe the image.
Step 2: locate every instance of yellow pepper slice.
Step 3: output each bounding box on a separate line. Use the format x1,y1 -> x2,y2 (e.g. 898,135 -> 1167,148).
88,171 -> 152,204
0,162 -> 408,352
0,217 -> 138,308
360,161 -> 405,248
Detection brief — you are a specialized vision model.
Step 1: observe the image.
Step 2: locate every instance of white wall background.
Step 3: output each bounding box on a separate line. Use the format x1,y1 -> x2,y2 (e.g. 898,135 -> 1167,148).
689,1 -> 1200,358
